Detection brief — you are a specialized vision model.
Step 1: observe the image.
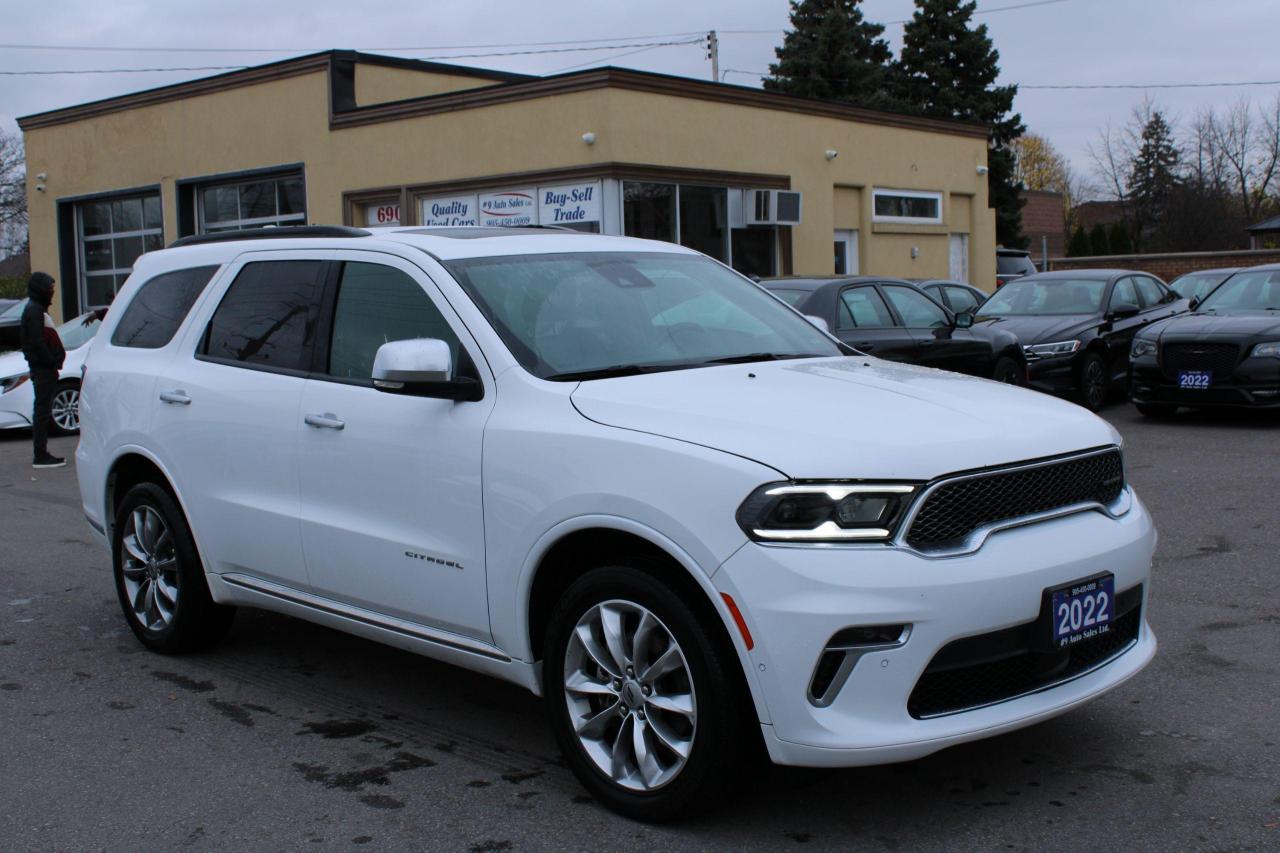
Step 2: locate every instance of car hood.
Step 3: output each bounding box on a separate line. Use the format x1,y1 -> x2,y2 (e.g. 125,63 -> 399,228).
1149,312 -> 1280,341
976,313 -> 1098,345
570,357 -> 1117,480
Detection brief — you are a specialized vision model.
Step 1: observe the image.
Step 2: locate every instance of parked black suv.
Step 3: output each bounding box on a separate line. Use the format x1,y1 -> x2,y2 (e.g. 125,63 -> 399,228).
996,249 -> 1037,289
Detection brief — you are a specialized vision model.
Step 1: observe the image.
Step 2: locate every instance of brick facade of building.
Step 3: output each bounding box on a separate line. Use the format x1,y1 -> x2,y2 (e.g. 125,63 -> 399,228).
1048,248 -> 1280,282
1020,190 -> 1065,260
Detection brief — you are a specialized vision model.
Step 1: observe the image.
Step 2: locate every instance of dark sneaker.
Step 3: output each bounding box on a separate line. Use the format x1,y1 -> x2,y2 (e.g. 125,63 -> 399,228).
33,453 -> 67,469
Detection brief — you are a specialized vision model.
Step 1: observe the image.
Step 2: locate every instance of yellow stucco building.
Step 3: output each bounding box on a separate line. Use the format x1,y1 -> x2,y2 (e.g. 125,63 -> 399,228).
18,51 -> 995,321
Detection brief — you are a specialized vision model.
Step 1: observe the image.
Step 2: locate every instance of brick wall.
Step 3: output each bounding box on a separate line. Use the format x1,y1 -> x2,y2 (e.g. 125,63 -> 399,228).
1048,248 -> 1280,282
1020,190 -> 1065,259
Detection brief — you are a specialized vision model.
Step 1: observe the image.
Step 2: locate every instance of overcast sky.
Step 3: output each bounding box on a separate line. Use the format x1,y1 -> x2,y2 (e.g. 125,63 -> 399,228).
3,0 -> 1278,195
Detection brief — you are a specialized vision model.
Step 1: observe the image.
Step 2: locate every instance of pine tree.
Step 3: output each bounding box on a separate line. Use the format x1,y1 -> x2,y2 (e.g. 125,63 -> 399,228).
1067,225 -> 1091,257
896,0 -> 1027,247
1126,110 -> 1181,252
1108,222 -> 1133,255
1089,223 -> 1110,256
764,0 -> 897,109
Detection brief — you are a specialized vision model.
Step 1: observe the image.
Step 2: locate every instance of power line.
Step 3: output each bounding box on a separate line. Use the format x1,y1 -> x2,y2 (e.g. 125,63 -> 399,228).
0,32 -> 707,54
0,65 -> 248,76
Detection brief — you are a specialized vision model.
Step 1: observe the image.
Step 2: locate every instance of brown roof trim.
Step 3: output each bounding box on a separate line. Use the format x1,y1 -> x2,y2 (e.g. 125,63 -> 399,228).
18,53 -> 332,130
332,67 -> 990,139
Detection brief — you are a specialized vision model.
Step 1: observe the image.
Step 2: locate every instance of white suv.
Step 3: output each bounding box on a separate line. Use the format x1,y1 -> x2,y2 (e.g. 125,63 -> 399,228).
77,226 -> 1156,820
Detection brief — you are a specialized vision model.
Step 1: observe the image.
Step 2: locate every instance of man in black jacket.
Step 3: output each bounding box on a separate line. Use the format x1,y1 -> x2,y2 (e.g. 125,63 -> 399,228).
19,272 -> 67,468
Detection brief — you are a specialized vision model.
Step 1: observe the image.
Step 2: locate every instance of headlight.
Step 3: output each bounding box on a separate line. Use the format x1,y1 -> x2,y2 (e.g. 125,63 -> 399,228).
736,482 -> 918,543
1131,338 -> 1156,359
0,373 -> 29,395
1251,341 -> 1280,358
1023,340 -> 1082,358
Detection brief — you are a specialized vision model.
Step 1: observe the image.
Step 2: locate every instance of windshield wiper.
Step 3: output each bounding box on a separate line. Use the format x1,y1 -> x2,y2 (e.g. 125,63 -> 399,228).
544,363 -> 695,381
700,352 -> 827,365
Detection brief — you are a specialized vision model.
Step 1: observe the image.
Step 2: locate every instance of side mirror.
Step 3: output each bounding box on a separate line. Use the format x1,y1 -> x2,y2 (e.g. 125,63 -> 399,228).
954,311 -> 974,329
1109,301 -> 1140,320
805,314 -> 830,333
1188,296 -> 1200,311
372,338 -> 482,401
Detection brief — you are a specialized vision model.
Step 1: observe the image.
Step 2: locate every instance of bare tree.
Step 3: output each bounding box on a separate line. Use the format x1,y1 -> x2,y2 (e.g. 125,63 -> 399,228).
1203,94 -> 1280,224
0,130 -> 28,257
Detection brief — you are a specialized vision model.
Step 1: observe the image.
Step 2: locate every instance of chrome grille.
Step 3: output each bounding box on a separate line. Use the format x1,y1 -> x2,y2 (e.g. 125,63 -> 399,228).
904,449 -> 1125,551
1160,343 -> 1240,379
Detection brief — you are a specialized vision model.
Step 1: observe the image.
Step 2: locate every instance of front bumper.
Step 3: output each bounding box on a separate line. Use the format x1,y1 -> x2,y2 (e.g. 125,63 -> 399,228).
714,491 -> 1156,767
1130,358 -> 1280,408
1025,353 -> 1081,395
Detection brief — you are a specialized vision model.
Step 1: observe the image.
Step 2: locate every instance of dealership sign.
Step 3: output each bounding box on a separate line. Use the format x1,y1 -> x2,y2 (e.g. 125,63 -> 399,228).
479,188 -> 537,227
540,182 -> 601,226
420,194 -> 478,226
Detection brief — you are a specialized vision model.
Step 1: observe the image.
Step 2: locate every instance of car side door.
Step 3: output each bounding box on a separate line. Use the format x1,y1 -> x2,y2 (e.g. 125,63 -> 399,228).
832,284 -> 916,361
296,252 -> 496,642
1101,276 -> 1146,382
881,283 -> 989,376
148,252 -> 329,589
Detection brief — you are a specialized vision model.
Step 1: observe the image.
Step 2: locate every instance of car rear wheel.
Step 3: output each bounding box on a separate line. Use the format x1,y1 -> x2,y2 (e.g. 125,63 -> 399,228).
1077,352 -> 1108,411
542,563 -> 754,822
113,483 -> 235,653
50,381 -> 80,436
991,356 -> 1026,386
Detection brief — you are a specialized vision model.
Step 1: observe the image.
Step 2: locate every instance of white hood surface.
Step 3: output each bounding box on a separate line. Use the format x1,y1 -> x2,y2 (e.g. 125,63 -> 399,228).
571,356 -> 1119,480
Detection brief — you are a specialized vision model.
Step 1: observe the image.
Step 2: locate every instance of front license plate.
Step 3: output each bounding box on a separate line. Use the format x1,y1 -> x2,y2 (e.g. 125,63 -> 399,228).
1049,575 -> 1114,648
1178,370 -> 1212,389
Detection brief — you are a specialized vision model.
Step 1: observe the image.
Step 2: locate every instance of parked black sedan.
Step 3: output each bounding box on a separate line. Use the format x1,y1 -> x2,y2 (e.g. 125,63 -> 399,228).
1129,265 -> 1280,414
1167,267 -> 1238,304
763,276 -> 1026,383
975,269 -> 1184,410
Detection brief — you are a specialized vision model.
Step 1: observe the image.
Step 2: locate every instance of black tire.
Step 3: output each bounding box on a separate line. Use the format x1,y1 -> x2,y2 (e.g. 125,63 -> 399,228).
1136,402 -> 1178,418
991,355 -> 1026,386
112,483 -> 235,654
542,562 -> 755,822
50,380 -> 81,436
1076,351 -> 1109,412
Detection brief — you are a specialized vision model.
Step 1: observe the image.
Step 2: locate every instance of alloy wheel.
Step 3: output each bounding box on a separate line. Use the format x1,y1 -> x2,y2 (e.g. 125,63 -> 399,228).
563,600 -> 697,791
52,386 -> 80,432
1085,360 -> 1106,408
119,505 -> 180,631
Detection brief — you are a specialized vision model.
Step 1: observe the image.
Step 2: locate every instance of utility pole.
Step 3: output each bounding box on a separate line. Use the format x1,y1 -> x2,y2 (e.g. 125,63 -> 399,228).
706,30 -> 719,82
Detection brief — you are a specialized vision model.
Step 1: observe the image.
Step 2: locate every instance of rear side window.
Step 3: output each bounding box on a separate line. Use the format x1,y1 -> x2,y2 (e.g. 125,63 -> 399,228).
327,262 -> 461,381
110,266 -> 220,349
201,260 -> 325,372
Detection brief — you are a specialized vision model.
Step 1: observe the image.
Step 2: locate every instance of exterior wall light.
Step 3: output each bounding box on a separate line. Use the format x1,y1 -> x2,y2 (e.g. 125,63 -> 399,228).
582,132 -> 597,145
976,165 -> 989,175
825,149 -> 838,160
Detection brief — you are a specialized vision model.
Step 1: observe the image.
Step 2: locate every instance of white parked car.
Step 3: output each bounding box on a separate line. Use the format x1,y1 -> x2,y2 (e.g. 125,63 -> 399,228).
0,308 -> 101,435
76,226 -> 1156,821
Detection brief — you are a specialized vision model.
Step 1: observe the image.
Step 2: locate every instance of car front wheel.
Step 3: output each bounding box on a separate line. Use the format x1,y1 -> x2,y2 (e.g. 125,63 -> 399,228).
991,356 -> 1026,386
542,563 -> 754,821
1077,352 -> 1109,411
50,381 -> 80,436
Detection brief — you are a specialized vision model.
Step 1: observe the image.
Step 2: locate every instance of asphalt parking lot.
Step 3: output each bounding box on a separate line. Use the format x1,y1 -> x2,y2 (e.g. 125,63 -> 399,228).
1,404 -> 1277,851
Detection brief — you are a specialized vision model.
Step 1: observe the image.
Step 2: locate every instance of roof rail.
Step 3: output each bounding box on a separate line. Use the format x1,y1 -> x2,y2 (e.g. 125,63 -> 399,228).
168,225 -> 371,248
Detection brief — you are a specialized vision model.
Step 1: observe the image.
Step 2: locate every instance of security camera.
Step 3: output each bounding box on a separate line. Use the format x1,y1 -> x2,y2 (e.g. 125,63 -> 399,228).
35,184 -> 46,193
35,172 -> 48,181
581,132 -> 597,145
976,165 -> 990,175
825,149 -> 838,160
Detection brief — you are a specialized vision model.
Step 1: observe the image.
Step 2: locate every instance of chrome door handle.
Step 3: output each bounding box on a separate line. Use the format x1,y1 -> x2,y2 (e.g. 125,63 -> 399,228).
304,413 -> 345,431
159,390 -> 191,405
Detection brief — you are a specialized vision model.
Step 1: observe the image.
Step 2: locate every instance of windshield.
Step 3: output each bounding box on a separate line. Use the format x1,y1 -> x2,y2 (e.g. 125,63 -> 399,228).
57,313 -> 102,350
1197,269 -> 1280,312
0,299 -> 24,321
444,252 -> 840,380
1170,272 -> 1232,302
979,277 -> 1107,316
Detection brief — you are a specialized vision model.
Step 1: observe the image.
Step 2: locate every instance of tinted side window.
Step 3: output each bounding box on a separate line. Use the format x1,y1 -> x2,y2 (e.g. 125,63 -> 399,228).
883,285 -> 950,328
110,266 -> 220,349
837,287 -> 895,329
1133,276 -> 1164,308
944,285 -> 981,312
202,260 -> 324,371
1110,277 -> 1139,310
328,262 -> 461,381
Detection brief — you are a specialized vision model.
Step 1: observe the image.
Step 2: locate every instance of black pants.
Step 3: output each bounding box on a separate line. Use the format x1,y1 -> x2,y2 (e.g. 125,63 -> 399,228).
30,368 -> 58,458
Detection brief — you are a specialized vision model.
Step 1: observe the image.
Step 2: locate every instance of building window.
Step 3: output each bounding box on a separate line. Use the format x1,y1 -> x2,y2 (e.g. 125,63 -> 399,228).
77,193 -> 163,309
623,182 -> 676,243
872,189 -> 943,224
622,182 -> 732,265
198,173 -> 305,233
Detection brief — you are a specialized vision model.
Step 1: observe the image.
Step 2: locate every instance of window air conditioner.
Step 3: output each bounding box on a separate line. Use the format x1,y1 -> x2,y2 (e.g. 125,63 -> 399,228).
746,189 -> 803,226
